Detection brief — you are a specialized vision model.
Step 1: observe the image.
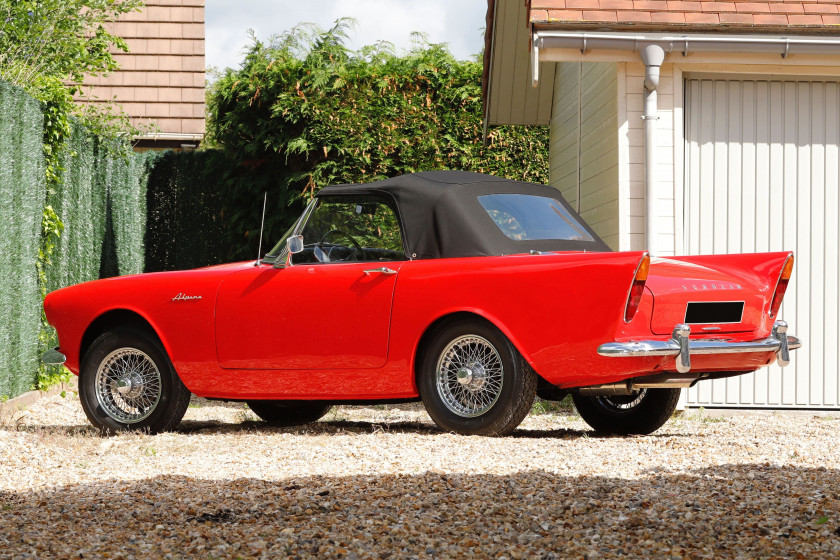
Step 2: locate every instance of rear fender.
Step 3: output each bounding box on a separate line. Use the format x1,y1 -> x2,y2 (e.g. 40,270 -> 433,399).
391,252 -> 648,389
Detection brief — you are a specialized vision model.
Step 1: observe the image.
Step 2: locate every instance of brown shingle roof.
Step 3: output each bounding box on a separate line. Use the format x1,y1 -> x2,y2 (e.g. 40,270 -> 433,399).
530,0 -> 840,30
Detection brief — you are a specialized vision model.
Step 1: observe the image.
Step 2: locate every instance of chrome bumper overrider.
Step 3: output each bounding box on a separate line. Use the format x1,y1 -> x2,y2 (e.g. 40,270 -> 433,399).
598,321 -> 801,374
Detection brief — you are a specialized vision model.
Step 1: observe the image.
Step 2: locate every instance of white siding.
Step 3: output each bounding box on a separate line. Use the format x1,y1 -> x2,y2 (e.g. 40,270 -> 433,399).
549,62 -> 619,249
622,62 -> 677,255
684,77 -> 840,409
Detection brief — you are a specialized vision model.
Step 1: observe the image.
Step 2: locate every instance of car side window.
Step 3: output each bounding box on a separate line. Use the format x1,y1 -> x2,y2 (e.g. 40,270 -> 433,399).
293,196 -> 406,264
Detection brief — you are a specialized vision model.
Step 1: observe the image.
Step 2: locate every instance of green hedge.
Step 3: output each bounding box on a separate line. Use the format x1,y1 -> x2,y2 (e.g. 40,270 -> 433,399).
144,150 -> 227,272
0,81 -> 47,398
0,80 -> 149,399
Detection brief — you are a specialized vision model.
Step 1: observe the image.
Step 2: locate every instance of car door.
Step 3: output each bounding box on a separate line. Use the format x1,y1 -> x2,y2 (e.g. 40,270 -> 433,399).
215,194 -> 407,370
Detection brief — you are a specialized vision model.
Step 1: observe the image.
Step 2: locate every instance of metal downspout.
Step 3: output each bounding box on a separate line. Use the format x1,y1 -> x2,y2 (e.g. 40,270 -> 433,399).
640,44 -> 665,255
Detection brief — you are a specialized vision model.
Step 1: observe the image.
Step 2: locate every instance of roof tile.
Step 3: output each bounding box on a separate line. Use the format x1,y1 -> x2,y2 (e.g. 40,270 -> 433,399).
582,9 -> 620,19
684,11 -> 721,21
531,8 -> 551,20
751,13 -> 790,23
734,2 -> 771,12
651,10 -> 688,20
805,3 -> 839,12
667,1 -> 702,9
700,2 -> 737,12
565,0 -> 595,9
719,11 -> 758,21
617,9 -> 654,19
547,9 -> 584,19
788,12 -> 826,22
598,0 -> 630,8
632,0 -> 668,9
768,3 -> 804,12
530,0 -> 840,29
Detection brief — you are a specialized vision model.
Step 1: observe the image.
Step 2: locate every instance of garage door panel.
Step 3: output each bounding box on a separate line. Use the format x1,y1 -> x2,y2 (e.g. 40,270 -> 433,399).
684,77 -> 839,409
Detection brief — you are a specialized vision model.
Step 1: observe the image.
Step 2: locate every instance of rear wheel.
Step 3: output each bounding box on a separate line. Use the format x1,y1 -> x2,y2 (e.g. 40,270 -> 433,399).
79,328 -> 191,435
246,401 -> 332,426
419,319 -> 536,436
572,388 -> 680,435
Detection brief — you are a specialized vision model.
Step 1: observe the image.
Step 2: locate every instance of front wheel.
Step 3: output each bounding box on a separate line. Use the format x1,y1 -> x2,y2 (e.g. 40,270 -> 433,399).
418,319 -> 537,436
572,388 -> 680,435
79,328 -> 191,435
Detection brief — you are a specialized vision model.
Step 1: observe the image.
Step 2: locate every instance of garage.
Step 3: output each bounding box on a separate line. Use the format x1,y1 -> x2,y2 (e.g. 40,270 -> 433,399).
484,0 -> 840,409
683,77 -> 839,408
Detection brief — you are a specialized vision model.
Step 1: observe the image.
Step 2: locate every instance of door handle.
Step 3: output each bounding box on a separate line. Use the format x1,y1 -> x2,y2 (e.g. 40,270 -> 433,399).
363,267 -> 398,275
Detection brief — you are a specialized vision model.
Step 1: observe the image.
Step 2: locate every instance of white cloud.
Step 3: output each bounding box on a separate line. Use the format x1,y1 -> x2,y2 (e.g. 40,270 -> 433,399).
205,0 -> 487,71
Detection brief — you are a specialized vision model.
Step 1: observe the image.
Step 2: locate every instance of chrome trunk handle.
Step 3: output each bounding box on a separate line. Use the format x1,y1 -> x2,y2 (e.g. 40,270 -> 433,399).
363,267 -> 397,275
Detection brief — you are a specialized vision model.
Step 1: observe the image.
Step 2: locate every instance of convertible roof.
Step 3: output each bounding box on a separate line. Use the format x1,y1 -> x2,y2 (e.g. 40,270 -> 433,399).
317,170 -> 610,259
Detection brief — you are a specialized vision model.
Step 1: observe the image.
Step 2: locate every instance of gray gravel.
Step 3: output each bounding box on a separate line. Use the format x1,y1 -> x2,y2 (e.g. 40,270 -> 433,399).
1,392 -> 839,559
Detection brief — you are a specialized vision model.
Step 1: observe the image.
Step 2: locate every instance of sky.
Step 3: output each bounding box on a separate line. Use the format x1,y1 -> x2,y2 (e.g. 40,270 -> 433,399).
205,0 -> 489,72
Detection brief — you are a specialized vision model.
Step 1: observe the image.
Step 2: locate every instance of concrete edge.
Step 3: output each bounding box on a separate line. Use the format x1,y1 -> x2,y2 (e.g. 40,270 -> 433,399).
0,377 -> 79,416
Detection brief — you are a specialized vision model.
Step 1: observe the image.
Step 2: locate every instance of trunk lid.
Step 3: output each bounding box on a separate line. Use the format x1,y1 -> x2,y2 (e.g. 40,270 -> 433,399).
646,254 -> 787,336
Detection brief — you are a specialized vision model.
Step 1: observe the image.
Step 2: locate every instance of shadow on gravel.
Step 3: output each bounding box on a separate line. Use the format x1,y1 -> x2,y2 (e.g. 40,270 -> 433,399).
3,419 -> 695,440
1,465 -> 837,559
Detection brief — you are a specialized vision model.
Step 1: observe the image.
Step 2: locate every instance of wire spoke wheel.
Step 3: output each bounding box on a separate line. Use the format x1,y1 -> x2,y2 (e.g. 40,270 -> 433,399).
435,335 -> 504,418
593,389 -> 648,413
572,387 -> 681,435
95,348 -> 162,424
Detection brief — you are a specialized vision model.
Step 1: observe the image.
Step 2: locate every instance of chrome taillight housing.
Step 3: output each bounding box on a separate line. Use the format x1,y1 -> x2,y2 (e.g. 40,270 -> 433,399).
624,253 -> 650,323
769,255 -> 794,318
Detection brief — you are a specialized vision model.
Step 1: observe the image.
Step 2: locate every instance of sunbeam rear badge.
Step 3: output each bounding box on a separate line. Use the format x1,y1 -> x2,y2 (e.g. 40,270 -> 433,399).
172,293 -> 202,302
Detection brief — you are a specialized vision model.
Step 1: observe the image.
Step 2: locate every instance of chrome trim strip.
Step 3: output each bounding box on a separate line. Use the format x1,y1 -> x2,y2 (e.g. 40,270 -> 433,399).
598,320 -> 801,371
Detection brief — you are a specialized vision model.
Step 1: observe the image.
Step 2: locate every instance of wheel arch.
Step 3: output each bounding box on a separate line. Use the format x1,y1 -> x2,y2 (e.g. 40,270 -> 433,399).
411,310 -> 537,389
80,309 -> 171,366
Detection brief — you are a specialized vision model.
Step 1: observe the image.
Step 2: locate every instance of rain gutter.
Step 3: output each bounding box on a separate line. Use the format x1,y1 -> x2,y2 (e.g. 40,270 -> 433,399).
530,30 -> 840,253
482,0 -> 500,146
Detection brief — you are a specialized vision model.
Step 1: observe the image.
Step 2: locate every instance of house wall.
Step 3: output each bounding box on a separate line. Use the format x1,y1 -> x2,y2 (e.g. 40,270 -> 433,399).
540,49 -> 840,409
621,62 -> 677,255
549,62 -> 620,249
76,0 -> 205,140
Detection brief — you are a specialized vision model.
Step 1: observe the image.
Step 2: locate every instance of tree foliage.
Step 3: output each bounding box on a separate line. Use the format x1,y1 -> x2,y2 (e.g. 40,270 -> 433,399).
0,0 -> 142,86
207,20 -> 549,261
0,0 -> 143,171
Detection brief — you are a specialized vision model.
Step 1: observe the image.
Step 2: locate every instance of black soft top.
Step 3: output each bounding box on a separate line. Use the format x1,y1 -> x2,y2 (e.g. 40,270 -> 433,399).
317,170 -> 610,259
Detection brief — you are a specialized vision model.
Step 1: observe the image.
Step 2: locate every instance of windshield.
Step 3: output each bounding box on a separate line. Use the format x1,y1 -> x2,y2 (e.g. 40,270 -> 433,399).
263,195 -> 406,264
478,194 -> 594,242
263,200 -> 316,261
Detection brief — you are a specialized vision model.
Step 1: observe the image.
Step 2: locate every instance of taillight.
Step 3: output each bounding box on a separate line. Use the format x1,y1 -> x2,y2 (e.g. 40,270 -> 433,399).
769,255 -> 794,318
624,254 -> 650,323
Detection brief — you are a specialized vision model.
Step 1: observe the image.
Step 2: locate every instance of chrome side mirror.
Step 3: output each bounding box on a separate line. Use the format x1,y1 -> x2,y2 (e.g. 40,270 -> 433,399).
282,235 -> 304,268
287,235 -> 304,254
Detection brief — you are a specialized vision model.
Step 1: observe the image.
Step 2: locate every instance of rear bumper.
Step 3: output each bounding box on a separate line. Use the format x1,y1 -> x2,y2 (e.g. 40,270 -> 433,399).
598,321 -> 800,373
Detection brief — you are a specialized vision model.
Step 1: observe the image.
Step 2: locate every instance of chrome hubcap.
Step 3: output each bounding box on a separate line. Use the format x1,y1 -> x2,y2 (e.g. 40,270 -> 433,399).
436,335 -> 504,418
95,348 -> 162,424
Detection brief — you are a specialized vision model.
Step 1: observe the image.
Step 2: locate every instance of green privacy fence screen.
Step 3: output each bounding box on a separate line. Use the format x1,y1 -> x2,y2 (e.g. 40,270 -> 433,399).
0,80 -> 149,399
0,81 -> 47,399
47,123 -> 150,293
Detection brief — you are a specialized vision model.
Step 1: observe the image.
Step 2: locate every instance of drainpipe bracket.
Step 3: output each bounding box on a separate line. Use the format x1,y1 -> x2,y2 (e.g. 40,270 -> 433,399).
531,32 -> 540,87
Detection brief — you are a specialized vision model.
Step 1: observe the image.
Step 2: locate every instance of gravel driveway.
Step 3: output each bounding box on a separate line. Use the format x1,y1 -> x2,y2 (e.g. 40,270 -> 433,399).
1,392 -> 838,559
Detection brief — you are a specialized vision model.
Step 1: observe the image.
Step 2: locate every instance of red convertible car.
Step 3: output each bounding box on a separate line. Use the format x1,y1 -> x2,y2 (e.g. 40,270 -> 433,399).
43,171 -> 800,436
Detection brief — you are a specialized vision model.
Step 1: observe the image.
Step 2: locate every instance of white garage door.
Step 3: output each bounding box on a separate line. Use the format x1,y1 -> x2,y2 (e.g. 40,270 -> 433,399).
683,77 -> 839,409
